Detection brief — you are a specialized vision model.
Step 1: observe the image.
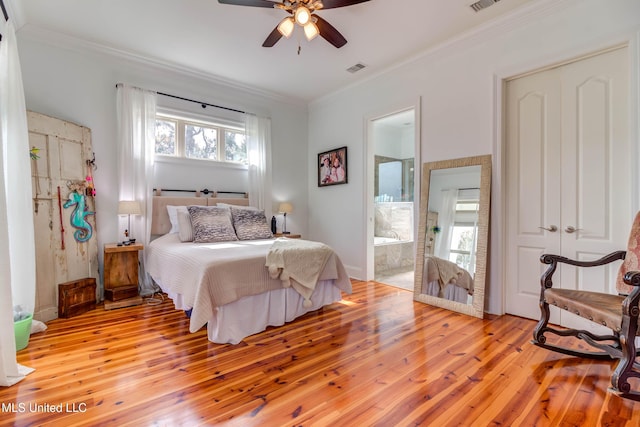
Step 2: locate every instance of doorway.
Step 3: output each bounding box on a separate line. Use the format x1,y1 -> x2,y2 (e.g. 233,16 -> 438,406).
367,107 -> 419,290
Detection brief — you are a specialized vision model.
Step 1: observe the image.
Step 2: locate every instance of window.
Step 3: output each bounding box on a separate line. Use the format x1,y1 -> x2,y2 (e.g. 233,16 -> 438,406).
447,194 -> 480,272
155,113 -> 247,165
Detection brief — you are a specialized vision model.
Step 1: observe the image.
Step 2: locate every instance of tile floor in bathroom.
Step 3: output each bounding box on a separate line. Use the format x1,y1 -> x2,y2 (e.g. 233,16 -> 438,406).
375,267 -> 414,291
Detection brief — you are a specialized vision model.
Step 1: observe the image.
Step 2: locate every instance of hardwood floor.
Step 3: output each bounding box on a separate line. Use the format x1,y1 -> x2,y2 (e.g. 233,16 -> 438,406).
2,280 -> 640,426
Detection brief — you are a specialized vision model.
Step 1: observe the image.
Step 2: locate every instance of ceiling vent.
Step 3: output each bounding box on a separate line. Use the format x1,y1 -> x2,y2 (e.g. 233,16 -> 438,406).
470,0 -> 501,12
346,63 -> 366,74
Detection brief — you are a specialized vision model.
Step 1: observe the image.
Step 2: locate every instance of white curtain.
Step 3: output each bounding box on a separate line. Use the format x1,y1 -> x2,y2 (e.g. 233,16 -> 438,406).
245,114 -> 272,214
0,21 -> 36,386
435,188 -> 458,260
116,84 -> 157,295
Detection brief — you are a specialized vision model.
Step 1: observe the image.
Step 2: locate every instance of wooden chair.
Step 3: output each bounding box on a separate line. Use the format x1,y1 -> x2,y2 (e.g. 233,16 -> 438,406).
532,211 -> 640,398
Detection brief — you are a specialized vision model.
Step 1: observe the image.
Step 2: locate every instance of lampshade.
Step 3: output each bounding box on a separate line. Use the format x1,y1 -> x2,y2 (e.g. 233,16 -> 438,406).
294,6 -> 311,25
277,17 -> 295,38
303,21 -> 319,41
118,200 -> 142,215
278,202 -> 293,214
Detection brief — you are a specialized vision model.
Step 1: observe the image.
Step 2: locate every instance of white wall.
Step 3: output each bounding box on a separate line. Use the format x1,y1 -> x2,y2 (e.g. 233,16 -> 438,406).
373,124 -> 413,160
16,28 -> 309,286
307,0 -> 640,314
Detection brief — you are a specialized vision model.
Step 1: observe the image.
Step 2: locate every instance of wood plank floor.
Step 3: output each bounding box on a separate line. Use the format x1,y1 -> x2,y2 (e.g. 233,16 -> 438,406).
2,279 -> 640,426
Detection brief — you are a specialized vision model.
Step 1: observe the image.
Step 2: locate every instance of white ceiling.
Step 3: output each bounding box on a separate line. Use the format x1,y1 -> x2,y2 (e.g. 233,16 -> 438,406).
13,0 -> 539,103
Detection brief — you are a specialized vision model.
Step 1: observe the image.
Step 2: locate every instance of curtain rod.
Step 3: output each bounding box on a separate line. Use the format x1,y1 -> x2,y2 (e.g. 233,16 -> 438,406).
115,83 -> 247,115
152,188 -> 248,197
157,92 -> 246,115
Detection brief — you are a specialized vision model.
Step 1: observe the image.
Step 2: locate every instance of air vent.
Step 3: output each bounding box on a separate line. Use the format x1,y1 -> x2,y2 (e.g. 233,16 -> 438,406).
470,0 -> 501,12
346,63 -> 366,74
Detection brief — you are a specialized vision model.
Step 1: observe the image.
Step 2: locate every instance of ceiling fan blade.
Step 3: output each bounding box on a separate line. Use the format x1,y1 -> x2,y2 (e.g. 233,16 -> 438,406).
320,0 -> 370,9
314,15 -> 347,48
262,26 -> 283,47
218,0 -> 279,8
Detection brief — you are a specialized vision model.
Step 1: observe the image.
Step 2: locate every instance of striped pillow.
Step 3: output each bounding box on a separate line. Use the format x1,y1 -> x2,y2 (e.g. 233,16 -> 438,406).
188,206 -> 238,243
177,210 -> 194,242
230,207 -> 273,240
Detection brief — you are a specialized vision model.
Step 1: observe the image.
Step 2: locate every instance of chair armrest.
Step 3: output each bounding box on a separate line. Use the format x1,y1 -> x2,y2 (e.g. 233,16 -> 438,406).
624,271 -> 640,287
540,251 -> 626,267
621,271 -> 640,318
540,250 -> 626,289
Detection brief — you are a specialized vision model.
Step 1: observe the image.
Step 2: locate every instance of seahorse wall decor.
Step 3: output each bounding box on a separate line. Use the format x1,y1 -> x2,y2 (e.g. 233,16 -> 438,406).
63,191 -> 95,242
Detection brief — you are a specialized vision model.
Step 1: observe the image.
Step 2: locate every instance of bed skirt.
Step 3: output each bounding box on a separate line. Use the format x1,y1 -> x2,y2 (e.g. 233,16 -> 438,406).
423,280 -> 469,304
165,280 -> 342,344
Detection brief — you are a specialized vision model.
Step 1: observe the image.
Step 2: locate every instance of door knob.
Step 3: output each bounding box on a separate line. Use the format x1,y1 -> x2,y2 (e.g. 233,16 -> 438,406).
565,226 -> 582,234
538,225 -> 558,232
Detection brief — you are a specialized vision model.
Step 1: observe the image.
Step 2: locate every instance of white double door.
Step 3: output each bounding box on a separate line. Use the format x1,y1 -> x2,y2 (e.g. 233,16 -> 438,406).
505,47 -> 631,329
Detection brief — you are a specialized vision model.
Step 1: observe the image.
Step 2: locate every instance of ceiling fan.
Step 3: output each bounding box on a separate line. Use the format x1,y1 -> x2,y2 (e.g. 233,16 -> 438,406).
218,0 -> 371,48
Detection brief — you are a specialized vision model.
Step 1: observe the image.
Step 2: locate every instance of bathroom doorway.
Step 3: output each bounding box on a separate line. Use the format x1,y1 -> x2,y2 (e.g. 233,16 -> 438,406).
367,107 -> 418,290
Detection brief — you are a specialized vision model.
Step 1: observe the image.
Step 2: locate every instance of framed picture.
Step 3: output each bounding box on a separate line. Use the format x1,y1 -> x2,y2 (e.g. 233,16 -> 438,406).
318,146 -> 348,187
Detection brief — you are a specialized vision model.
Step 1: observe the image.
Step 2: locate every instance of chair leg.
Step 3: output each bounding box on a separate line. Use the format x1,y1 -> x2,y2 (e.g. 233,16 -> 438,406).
611,314 -> 640,396
532,298 -> 618,360
532,297 -> 551,344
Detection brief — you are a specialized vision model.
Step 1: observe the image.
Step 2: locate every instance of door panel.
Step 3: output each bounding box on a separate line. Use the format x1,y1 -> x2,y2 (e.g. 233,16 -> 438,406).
561,48 -> 629,260
506,67 -> 561,321
59,139 -> 84,180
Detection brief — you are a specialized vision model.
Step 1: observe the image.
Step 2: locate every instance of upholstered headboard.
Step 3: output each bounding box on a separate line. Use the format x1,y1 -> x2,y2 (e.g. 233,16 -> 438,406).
151,196 -> 250,236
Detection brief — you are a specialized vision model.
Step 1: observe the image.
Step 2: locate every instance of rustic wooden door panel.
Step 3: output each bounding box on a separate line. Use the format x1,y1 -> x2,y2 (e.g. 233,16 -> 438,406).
59,139 -> 85,180
29,111 -> 99,322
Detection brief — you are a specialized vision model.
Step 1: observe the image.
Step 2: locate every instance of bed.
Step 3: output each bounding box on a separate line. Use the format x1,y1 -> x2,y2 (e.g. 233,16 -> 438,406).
146,195 -> 352,344
421,255 -> 473,303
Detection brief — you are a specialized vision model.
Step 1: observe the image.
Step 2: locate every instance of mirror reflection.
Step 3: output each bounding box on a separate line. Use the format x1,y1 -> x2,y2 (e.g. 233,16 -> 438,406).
414,155 -> 491,318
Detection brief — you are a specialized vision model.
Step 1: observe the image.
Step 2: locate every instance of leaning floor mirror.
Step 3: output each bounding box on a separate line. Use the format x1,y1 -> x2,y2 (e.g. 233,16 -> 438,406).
413,155 -> 491,318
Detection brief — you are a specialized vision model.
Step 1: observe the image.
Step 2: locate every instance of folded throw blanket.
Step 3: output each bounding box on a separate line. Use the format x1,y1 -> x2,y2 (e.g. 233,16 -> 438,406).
266,238 -> 334,307
425,255 -> 474,295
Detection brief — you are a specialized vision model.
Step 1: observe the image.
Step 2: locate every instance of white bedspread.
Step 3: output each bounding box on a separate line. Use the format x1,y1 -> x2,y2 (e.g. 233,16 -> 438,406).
147,233 -> 352,335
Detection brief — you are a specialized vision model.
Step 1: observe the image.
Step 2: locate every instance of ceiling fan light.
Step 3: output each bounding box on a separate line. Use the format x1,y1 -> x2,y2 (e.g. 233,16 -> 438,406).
303,21 -> 319,41
277,17 -> 295,38
294,6 -> 311,25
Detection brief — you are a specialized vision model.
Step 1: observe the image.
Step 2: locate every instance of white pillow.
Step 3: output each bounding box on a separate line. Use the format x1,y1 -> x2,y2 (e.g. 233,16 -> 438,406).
166,205 -> 188,234
177,210 -> 194,242
216,202 -> 257,210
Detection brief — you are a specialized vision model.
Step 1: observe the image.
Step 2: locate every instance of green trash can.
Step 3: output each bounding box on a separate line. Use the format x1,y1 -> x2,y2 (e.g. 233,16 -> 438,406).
14,314 -> 33,351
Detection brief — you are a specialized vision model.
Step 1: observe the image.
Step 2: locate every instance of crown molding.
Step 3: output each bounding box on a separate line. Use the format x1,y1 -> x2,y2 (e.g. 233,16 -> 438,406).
16,24 -> 307,108
311,0 -> 577,106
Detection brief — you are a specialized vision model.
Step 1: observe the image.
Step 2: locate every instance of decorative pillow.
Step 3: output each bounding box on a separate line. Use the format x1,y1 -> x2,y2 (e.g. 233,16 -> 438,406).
166,205 -> 187,234
188,206 -> 238,243
230,207 -> 273,240
177,210 -> 194,242
616,211 -> 640,295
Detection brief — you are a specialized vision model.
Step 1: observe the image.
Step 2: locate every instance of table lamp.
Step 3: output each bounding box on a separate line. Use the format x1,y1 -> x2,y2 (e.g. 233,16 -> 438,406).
278,202 -> 293,234
118,200 -> 142,243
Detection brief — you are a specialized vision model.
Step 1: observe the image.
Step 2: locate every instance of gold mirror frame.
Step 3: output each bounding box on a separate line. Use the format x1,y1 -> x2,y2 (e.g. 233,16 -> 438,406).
413,155 -> 491,318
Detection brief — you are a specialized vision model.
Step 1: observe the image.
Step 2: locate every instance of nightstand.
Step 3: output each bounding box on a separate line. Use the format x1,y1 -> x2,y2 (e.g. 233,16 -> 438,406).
274,233 -> 302,239
103,243 -> 144,309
